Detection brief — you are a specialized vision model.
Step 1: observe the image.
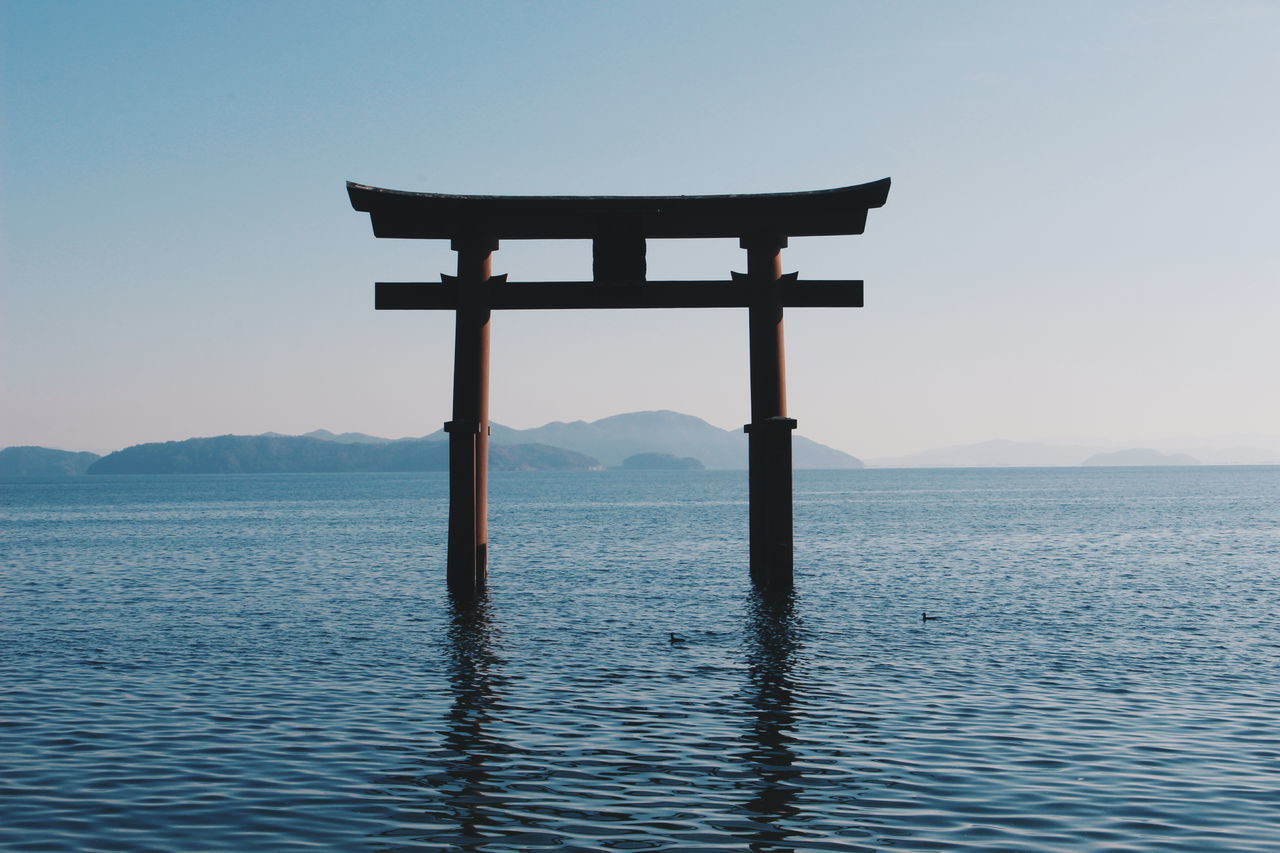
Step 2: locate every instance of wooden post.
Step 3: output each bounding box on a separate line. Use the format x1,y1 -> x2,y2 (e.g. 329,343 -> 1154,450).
445,237 -> 496,595
743,235 -> 796,591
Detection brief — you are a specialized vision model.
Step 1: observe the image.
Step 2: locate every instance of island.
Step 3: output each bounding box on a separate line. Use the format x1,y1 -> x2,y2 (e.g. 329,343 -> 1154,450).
618,452 -> 705,470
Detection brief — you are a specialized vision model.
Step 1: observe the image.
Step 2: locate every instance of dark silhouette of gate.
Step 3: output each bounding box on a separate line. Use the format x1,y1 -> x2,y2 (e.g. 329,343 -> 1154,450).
348,178 -> 890,595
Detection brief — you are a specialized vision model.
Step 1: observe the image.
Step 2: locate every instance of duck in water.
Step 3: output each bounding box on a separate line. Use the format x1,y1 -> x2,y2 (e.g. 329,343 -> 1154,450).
669,632 -> 687,644
922,612 -> 939,623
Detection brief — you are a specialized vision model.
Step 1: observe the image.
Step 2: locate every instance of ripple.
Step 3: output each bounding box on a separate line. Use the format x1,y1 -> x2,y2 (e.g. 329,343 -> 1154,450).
3,469 -> 1280,850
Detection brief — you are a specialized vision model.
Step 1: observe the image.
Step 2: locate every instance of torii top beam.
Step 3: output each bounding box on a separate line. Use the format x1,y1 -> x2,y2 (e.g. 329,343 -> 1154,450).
346,179 -> 891,241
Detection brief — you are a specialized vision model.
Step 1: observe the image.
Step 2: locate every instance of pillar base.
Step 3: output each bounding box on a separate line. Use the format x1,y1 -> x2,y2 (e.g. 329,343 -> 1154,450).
445,420 -> 487,596
744,417 -> 796,591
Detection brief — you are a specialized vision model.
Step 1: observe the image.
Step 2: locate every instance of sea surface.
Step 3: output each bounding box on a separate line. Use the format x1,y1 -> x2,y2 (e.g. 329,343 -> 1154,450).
2,467 -> 1279,851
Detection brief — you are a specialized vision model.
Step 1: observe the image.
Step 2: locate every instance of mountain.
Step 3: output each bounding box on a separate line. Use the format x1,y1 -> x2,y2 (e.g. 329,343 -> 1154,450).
87,435 -> 598,474
301,429 -> 397,444
0,446 -> 101,476
1082,448 -> 1200,467
14,409 -> 858,475
260,429 -> 404,444
424,410 -> 863,469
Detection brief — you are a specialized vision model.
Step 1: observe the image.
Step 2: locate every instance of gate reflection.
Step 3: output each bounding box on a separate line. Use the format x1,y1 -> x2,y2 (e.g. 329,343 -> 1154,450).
438,591 -> 508,844
741,588 -> 803,846
371,591 -> 512,849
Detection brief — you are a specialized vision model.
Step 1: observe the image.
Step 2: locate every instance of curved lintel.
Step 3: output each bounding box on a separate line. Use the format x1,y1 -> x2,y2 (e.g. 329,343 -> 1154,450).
347,178 -> 890,240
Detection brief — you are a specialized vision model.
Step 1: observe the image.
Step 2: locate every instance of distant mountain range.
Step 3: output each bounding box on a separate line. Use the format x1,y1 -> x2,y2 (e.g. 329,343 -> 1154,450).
2,410 -> 860,475
869,439 -> 1095,469
84,435 -> 599,475
261,429 -> 391,445
255,411 -> 862,470
8,415 -> 1278,476
1081,448 -> 1200,467
866,439 -> 1279,468
428,410 -> 863,470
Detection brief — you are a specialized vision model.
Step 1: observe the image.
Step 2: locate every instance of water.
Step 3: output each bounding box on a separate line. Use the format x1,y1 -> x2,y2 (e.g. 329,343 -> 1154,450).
3,467 -> 1279,851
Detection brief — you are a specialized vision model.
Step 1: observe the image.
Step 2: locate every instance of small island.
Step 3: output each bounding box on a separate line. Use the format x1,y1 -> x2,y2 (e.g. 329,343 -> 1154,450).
618,452 -> 704,470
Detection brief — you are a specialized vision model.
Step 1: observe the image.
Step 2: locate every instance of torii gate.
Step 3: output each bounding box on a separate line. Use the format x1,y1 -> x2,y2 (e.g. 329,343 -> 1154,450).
348,178 -> 890,596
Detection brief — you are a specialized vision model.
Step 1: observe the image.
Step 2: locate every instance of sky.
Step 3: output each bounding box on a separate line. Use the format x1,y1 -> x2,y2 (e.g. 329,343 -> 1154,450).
2,0 -> 1277,459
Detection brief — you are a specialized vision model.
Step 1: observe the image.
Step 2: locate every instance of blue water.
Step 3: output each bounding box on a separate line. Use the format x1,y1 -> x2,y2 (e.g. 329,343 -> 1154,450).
2,467 -> 1279,851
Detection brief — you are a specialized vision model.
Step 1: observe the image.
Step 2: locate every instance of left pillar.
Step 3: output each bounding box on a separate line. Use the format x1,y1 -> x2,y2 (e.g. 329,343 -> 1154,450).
742,235 -> 796,592
445,236 -> 497,595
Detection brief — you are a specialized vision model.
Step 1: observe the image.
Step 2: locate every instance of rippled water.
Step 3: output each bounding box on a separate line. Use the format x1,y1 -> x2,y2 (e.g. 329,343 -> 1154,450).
3,467 -> 1279,851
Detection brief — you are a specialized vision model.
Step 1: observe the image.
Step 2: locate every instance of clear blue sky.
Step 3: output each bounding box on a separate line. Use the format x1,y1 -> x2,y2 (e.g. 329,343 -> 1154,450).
3,0 -> 1277,457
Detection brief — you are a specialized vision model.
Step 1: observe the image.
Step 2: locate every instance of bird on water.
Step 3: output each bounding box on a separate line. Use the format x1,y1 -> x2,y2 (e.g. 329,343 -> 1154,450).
922,612 -> 939,622
669,632 -> 687,644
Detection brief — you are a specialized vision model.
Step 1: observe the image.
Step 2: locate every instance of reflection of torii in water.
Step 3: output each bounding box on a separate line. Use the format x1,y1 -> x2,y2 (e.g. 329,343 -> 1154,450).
348,178 -> 890,596
439,596 -> 506,844
742,589 -> 803,836
367,594 -> 509,848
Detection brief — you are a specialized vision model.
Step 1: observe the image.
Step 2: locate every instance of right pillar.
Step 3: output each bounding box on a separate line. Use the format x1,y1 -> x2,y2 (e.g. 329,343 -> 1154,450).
445,237 -> 496,598
742,235 -> 796,591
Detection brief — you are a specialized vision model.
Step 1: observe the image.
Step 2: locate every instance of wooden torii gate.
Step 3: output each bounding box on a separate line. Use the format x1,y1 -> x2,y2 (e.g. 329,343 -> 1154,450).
348,178 -> 890,596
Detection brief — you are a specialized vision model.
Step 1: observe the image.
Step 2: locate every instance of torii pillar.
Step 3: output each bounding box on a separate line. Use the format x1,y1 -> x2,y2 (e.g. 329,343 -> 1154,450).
742,235 -> 796,590
444,237 -> 496,591
348,178 -> 891,597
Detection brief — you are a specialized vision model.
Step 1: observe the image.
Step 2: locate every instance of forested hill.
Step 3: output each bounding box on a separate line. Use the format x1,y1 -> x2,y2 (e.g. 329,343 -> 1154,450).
0,446 -> 101,476
87,435 -> 599,474
427,410 -> 864,469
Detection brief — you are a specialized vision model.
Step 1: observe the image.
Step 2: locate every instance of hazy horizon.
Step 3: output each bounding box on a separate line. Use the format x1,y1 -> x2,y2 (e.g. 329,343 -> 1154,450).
4,1 -> 1277,459
14,408 -> 1280,464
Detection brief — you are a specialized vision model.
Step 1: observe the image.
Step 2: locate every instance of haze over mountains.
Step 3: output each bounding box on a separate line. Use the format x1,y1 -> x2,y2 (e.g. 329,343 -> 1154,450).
5,413 -> 1278,475
430,410 -> 862,470
258,412 -> 862,470
84,435 -> 599,475
1,411 -> 862,475
867,438 -> 1280,468
1081,449 -> 1200,467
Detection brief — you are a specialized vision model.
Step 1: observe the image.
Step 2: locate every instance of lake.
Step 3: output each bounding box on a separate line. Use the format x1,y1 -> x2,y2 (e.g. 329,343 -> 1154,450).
3,467 -> 1279,851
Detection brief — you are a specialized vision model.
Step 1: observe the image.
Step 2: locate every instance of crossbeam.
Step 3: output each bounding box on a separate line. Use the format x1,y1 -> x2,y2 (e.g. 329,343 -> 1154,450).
375,278 -> 863,310
348,179 -> 890,240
